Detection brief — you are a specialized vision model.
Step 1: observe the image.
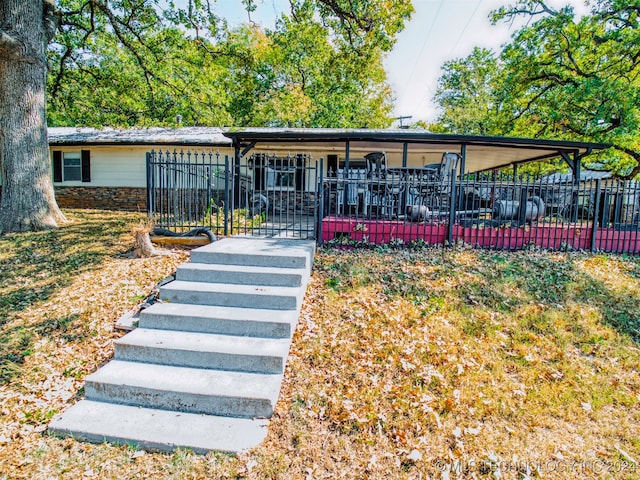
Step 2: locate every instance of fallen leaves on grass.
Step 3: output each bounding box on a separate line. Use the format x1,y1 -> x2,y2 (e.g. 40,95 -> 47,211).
1,227 -> 639,479
0,210 -> 189,478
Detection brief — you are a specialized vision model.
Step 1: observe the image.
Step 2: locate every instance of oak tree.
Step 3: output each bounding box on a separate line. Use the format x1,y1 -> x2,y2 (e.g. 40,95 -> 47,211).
0,1 -> 65,233
1,0 -> 413,234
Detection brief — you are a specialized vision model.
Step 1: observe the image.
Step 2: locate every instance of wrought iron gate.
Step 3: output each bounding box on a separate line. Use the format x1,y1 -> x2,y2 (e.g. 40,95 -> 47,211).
146,150 -> 320,239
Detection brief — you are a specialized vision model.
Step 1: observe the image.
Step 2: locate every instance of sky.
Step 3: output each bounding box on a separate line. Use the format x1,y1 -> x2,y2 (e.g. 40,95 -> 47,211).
383,0 -> 590,124
194,1 -> 591,125
385,0 -> 519,124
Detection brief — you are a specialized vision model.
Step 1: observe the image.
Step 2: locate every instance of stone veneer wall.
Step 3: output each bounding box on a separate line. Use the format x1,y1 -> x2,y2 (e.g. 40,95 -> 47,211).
266,191 -> 317,216
54,187 -> 148,212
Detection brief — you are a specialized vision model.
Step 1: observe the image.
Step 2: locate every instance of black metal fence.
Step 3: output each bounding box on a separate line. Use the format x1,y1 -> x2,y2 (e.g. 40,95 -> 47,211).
146,149 -> 639,253
319,168 -> 640,254
146,150 -> 319,239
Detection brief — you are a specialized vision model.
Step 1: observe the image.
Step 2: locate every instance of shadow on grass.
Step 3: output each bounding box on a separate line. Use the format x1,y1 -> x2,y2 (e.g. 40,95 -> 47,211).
458,252 -> 640,343
0,314 -> 82,383
0,209 -> 144,383
318,247 -> 640,343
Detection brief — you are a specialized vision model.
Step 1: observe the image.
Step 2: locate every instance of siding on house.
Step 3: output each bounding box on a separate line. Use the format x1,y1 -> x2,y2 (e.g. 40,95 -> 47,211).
42,128 -> 235,210
50,146 -> 236,188
48,145 -> 236,211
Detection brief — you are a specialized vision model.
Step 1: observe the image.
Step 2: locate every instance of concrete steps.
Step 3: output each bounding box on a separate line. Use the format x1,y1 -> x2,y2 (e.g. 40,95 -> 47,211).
49,401 -> 269,455
176,263 -> 307,287
138,303 -> 297,338
85,360 -> 282,418
160,280 -> 304,311
115,328 -> 290,373
49,237 -> 315,453
190,238 -> 312,269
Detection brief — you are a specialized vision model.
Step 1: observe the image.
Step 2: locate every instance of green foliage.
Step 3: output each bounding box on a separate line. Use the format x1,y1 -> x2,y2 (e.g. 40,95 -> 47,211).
434,47 -> 508,136
205,207 -> 264,235
432,0 -> 640,178
46,0 -> 411,128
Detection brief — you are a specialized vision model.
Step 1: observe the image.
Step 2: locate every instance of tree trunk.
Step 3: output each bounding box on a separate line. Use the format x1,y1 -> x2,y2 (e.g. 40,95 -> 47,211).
0,0 -> 65,234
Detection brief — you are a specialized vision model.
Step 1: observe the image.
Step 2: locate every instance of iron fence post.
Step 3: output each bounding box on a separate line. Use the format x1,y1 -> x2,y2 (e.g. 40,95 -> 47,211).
146,151 -> 153,220
591,179 -> 602,252
224,155 -> 229,237
317,157 -> 324,245
447,170 -> 456,246
206,163 -> 212,231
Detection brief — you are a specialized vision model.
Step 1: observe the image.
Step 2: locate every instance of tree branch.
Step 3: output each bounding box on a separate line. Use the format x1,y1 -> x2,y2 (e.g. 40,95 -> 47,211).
43,0 -> 59,43
613,145 -> 640,180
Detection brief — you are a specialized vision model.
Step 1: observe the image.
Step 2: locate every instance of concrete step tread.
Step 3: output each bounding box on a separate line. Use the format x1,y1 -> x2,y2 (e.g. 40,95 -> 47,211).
48,400 -> 268,454
160,281 -> 304,311
140,302 -> 298,324
115,328 -> 291,358
178,262 -> 308,277
190,238 -> 315,269
138,303 -> 296,338
176,263 -> 307,287
86,360 -> 283,402
161,280 -> 303,297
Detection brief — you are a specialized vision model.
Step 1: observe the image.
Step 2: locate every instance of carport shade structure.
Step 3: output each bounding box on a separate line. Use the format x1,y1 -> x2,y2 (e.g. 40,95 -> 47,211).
223,128 -> 611,179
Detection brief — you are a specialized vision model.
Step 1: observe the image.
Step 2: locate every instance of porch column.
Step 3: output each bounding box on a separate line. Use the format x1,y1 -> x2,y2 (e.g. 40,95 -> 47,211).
459,144 -> 466,176
457,144 -> 467,211
343,140 -> 350,214
344,140 -> 350,172
402,143 -> 408,167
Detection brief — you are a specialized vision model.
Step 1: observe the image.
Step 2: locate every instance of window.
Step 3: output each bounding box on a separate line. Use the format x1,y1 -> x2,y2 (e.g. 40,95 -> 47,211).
265,156 -> 305,191
53,150 -> 91,183
251,153 -> 306,191
266,166 -> 296,189
62,152 -> 82,181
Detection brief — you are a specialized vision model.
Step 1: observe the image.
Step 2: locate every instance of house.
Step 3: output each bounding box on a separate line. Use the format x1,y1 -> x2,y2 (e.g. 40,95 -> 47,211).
5,126 -> 638,252
46,127 -> 611,212
49,127 -> 234,211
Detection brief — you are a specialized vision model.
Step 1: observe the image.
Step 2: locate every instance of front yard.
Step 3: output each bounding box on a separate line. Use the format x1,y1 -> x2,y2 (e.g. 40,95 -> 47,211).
1,210 -> 639,478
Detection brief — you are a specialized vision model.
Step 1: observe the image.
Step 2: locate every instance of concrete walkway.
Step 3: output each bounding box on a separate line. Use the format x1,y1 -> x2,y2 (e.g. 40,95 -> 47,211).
49,237 -> 315,454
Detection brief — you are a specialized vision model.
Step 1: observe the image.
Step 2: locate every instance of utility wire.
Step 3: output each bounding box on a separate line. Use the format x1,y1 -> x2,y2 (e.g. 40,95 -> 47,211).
396,0 -> 445,109
447,0 -> 483,58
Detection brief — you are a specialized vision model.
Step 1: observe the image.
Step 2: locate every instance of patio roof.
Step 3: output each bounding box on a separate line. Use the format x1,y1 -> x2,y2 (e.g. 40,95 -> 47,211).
223,128 -> 611,173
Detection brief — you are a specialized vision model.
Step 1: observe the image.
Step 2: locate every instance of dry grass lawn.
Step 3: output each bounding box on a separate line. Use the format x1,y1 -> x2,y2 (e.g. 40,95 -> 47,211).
1,209 -> 639,479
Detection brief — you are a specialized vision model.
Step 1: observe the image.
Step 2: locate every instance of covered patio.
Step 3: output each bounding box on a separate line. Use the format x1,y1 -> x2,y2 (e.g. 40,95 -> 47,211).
223,129 -> 639,253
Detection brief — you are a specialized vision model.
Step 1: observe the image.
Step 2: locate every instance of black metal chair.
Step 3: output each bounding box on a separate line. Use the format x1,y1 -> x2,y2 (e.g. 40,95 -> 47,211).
415,152 -> 460,212
365,151 -> 387,178
365,152 -> 388,217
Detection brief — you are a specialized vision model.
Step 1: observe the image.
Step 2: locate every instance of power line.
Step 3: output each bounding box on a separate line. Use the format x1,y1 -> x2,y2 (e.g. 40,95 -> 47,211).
447,0 -> 483,58
397,0 -> 445,109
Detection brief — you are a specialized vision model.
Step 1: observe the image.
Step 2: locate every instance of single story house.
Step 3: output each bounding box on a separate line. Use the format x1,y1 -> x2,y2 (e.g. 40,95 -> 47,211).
40,126 -> 611,211
48,127 -> 234,211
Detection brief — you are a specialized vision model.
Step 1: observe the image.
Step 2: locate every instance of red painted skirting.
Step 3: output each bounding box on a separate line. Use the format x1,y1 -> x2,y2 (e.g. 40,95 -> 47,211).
321,216 -> 640,253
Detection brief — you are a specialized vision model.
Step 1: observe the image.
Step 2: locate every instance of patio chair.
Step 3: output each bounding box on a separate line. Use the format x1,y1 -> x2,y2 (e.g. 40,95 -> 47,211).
365,151 -> 387,178
436,152 -> 460,195
539,184 -> 574,221
414,152 -> 460,211
365,152 -> 387,217
337,168 -> 369,215
363,152 -> 404,218
368,171 -> 405,218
